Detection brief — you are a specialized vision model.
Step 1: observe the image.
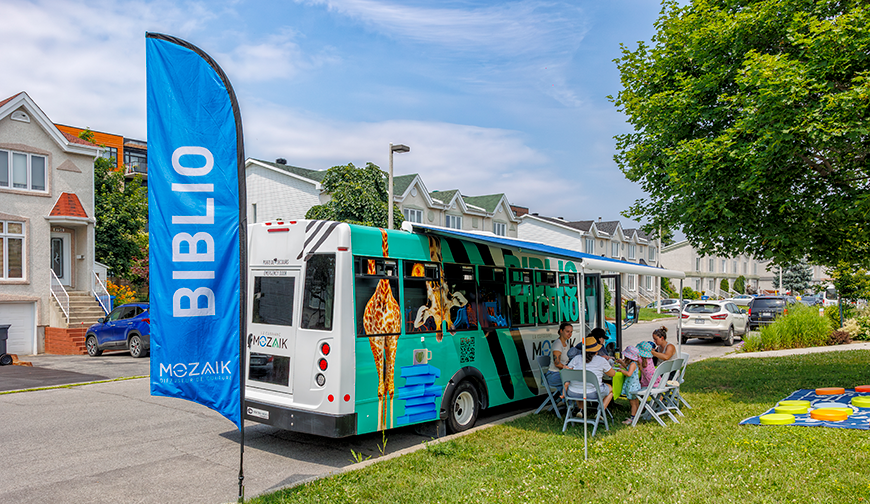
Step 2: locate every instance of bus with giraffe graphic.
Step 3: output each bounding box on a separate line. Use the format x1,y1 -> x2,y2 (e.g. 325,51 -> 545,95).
243,219 -> 684,437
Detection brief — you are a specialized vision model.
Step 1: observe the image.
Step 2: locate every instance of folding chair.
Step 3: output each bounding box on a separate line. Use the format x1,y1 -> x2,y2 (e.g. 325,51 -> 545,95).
672,352 -> 692,410
534,355 -> 563,419
559,368 -> 610,436
661,358 -> 685,417
629,360 -> 679,427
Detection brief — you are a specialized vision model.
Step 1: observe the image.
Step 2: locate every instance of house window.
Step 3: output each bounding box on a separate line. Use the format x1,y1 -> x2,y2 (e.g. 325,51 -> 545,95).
493,222 -> 506,236
708,279 -> 716,291
743,262 -> 748,274
403,208 -> 423,223
708,258 -> 714,272
628,244 -> 636,259
645,275 -> 652,291
445,215 -> 462,229
753,263 -> 757,275
0,150 -> 47,192
695,257 -> 701,271
695,279 -> 701,291
721,260 -> 726,273
585,238 -> 594,254
100,147 -> 118,168
124,149 -> 147,175
732,260 -> 737,273
628,274 -> 636,291
0,220 -> 25,279
612,242 -> 619,257
251,203 -> 257,224
649,246 -> 656,261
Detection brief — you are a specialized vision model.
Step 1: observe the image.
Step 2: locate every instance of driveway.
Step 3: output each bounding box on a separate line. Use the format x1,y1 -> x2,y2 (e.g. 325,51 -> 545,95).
0,352 -> 149,392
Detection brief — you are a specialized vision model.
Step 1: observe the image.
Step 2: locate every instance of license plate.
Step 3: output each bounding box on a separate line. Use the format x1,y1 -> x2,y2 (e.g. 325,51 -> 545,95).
694,319 -> 705,324
762,312 -> 771,317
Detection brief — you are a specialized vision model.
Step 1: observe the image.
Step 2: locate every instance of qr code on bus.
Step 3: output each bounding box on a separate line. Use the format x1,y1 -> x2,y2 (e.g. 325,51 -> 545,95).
460,336 -> 475,363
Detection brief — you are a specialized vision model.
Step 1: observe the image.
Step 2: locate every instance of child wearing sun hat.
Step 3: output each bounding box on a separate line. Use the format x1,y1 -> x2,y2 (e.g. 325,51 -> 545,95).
637,341 -> 660,388
616,345 -> 642,424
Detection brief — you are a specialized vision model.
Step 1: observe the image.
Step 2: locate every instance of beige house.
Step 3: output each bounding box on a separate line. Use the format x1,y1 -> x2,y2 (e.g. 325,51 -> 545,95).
244,158 -> 520,237
660,240 -> 775,295
0,92 -> 103,355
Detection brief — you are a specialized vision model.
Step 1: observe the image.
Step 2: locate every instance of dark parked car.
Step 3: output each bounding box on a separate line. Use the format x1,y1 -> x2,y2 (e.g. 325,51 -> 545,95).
747,296 -> 787,330
85,303 -> 150,358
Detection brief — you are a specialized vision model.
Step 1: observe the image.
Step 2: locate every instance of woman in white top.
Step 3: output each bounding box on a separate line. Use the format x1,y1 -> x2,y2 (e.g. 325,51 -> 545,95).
546,322 -> 573,387
565,335 -> 616,411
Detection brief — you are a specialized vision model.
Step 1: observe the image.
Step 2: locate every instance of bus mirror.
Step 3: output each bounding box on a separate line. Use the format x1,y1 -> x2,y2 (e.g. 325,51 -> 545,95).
625,300 -> 638,321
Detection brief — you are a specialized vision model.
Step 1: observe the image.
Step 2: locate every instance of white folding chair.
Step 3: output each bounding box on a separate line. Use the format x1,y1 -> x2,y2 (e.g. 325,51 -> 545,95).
534,355 -> 563,419
661,358 -> 685,417
560,368 -> 610,436
673,352 -> 692,410
629,360 -> 679,427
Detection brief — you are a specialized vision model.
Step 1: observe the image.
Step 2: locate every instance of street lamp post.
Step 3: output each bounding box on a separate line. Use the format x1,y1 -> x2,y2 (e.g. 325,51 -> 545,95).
388,143 -> 410,230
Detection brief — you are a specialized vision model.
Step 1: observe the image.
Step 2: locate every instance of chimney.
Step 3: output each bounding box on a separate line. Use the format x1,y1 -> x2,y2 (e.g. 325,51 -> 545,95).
557,217 -> 564,220
598,216 -> 602,222
276,158 -> 287,165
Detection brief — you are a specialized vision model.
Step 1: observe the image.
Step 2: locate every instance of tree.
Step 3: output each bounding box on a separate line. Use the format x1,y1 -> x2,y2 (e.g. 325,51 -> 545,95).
305,162 -> 403,228
772,261 -> 813,293
719,278 -> 730,294
94,156 -> 148,279
829,261 -> 870,302
682,286 -> 699,300
661,277 -> 677,298
734,275 -> 746,294
613,0 -> 870,268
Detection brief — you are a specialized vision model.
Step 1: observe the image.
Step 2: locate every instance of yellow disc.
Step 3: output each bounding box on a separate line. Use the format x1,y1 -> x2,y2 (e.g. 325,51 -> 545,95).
760,413 -> 795,425
810,409 -> 848,421
774,405 -> 809,415
851,396 -> 870,408
778,400 -> 811,408
816,387 -> 845,395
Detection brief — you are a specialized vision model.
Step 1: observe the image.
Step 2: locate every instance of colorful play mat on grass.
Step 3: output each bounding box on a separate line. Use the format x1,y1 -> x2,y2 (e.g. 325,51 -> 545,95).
740,387 -> 870,430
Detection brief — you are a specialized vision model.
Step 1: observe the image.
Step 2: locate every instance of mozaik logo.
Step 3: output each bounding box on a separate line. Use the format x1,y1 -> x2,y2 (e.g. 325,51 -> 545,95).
158,361 -> 233,383
256,336 -> 288,349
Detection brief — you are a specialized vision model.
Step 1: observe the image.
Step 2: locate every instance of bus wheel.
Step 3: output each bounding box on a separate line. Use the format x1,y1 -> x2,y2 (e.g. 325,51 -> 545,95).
448,381 -> 479,433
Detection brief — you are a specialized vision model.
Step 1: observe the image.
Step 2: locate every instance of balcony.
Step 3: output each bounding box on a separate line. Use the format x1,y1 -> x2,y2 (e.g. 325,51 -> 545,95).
124,163 -> 147,179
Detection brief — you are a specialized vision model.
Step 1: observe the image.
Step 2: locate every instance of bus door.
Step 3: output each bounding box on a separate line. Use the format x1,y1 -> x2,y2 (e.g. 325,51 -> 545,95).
247,268 -> 301,395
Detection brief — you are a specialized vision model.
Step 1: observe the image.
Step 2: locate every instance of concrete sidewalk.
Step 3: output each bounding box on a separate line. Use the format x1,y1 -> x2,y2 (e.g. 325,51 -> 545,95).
722,341 -> 870,359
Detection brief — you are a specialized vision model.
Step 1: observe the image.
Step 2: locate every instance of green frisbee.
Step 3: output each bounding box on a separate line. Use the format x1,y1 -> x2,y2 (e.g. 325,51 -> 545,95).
774,405 -> 809,415
778,400 -> 811,408
851,396 -> 870,408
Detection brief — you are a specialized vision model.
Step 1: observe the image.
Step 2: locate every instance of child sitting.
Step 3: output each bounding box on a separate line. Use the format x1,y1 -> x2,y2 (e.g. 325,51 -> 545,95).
616,345 -> 642,425
637,341 -> 660,388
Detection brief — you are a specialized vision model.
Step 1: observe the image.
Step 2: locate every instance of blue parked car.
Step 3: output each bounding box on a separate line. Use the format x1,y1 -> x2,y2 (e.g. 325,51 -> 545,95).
85,303 -> 150,358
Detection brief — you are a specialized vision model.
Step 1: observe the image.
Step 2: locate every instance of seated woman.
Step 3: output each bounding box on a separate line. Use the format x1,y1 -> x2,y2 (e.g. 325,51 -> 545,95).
564,335 -> 616,411
650,326 -> 677,364
545,322 -> 573,388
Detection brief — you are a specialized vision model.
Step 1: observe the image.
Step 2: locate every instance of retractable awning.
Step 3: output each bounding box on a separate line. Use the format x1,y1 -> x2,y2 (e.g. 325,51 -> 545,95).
403,222 -> 685,279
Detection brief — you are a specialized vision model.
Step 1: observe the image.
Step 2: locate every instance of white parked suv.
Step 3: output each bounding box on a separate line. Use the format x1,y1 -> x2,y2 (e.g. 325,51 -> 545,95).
679,300 -> 749,346
645,298 -> 684,314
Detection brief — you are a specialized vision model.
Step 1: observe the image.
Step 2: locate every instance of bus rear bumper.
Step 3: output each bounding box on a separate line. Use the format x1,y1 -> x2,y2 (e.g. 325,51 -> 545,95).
245,399 -> 357,438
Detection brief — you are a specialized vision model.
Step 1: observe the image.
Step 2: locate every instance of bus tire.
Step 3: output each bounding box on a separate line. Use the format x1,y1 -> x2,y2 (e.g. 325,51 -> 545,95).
447,381 -> 479,433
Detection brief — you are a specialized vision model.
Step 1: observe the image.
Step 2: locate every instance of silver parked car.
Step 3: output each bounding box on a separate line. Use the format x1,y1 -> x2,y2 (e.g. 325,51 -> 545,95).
680,301 -> 749,346
724,294 -> 754,306
645,298 -> 684,314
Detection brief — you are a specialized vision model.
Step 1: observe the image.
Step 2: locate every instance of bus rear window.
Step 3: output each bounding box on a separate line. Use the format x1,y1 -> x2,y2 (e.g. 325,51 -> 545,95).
443,264 -> 477,331
301,254 -> 335,331
478,266 -> 508,329
253,276 -> 295,326
403,261 -> 440,334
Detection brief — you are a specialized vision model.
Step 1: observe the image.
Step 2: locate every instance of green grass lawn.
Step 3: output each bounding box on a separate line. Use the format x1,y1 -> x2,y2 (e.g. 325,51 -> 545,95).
250,350 -> 870,504
605,306 -> 676,322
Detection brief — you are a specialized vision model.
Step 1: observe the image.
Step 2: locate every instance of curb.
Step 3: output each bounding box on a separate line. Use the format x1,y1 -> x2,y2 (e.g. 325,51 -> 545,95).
722,341 -> 870,359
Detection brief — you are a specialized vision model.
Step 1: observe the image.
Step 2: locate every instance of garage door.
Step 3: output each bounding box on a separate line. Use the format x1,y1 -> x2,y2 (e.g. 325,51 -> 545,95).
0,303 -> 36,355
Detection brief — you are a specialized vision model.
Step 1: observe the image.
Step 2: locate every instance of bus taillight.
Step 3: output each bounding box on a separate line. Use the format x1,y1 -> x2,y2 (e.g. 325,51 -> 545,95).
268,228 -> 290,233
315,373 -> 326,386
318,358 -> 328,371
321,342 -> 331,355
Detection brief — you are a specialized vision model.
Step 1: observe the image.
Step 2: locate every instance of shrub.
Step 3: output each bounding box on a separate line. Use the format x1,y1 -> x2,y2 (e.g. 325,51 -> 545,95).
107,280 -> 137,305
681,286 -> 699,300
828,330 -> 852,345
841,310 -> 870,341
744,303 -> 834,352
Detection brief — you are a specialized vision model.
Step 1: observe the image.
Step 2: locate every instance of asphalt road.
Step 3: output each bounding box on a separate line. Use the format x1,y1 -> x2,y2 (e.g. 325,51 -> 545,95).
621,317 -> 745,362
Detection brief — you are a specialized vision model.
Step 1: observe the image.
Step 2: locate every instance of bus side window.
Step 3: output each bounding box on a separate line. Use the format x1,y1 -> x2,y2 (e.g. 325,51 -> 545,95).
508,268 -> 535,326
478,266 -> 508,329
300,254 -> 336,331
534,270 -> 558,325
558,272 -> 580,323
403,261 -> 440,334
253,276 -> 295,326
443,263 -> 478,331
354,257 -> 401,337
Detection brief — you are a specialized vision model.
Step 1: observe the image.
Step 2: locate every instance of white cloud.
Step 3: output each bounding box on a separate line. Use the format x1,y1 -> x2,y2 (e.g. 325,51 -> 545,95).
217,30 -> 341,83
241,99 -> 580,208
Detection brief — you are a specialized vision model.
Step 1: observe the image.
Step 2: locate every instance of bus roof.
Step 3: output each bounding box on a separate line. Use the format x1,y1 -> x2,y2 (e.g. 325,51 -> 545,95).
402,222 -> 686,279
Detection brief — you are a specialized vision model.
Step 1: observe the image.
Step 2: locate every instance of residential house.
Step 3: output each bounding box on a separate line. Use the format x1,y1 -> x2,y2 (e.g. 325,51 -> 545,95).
0,92 -> 104,355
55,124 -> 148,187
660,240 -> 775,295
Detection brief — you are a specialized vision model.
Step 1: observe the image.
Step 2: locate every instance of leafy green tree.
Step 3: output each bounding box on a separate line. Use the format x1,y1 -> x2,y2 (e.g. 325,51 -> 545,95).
772,261 -> 814,293
613,0 -> 870,268
305,162 -> 403,228
661,277 -> 677,298
94,157 -> 148,279
829,261 -> 870,302
78,128 -> 95,143
682,286 -> 699,300
719,278 -> 730,294
734,275 -> 746,294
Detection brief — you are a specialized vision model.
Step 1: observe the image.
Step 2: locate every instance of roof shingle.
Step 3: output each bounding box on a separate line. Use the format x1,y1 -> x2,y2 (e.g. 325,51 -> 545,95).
50,193 -> 89,218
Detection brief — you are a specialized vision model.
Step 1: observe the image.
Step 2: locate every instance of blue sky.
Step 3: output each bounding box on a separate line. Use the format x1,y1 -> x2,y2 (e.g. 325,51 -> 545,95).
0,0 -> 663,227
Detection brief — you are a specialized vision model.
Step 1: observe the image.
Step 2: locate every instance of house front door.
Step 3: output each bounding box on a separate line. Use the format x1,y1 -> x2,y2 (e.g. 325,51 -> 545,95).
50,231 -> 72,286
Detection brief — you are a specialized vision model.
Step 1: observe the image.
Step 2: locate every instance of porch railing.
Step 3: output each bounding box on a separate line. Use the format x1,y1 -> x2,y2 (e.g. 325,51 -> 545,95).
50,269 -> 69,323
92,272 -> 111,315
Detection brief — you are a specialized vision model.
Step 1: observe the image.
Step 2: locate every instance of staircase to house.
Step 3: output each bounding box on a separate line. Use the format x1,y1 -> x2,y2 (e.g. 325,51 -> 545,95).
67,290 -> 108,328
46,291 -> 107,355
